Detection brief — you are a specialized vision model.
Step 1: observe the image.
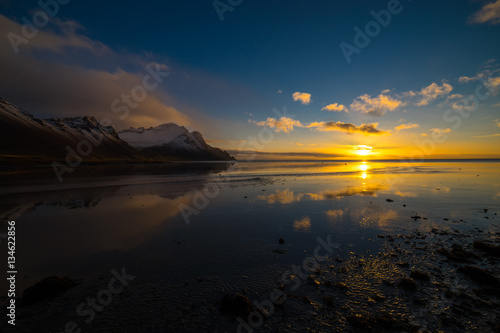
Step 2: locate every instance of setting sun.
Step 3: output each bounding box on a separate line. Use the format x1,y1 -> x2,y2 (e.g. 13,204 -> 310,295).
354,145 -> 373,156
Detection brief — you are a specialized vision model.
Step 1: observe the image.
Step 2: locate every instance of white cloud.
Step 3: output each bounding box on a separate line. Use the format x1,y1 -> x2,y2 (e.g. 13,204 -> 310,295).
350,93 -> 405,116
321,103 -> 348,112
468,0 -> 500,25
292,92 -> 311,105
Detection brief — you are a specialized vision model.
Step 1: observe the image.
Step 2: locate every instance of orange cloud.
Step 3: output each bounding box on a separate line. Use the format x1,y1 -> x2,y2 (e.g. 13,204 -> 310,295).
395,123 -> 420,132
350,93 -> 404,116
308,121 -> 390,135
468,0 -> 500,25
293,216 -> 311,231
430,128 -> 452,136
252,117 -> 303,133
326,209 -> 344,220
322,103 -> 348,112
472,133 -> 500,138
292,92 -> 311,105
415,82 -> 453,106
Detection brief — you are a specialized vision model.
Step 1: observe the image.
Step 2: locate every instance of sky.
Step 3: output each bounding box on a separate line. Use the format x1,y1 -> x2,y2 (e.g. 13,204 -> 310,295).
1,0 -> 500,160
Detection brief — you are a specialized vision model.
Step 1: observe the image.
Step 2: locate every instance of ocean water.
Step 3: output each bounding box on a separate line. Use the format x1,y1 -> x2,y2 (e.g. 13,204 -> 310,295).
0,160 -> 499,331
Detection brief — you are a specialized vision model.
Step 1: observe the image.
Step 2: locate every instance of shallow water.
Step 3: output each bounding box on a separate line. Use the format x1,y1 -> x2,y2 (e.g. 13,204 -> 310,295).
0,161 -> 499,332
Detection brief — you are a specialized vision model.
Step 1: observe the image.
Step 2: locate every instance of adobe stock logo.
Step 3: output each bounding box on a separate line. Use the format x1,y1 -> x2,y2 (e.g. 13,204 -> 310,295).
339,0 -> 410,64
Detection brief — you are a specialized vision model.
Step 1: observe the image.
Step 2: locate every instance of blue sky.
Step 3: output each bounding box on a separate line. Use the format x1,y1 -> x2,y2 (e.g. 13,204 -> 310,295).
1,0 -> 500,158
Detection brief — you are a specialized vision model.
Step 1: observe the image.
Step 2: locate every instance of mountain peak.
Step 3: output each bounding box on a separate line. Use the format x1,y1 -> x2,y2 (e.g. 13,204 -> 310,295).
118,124 -> 234,161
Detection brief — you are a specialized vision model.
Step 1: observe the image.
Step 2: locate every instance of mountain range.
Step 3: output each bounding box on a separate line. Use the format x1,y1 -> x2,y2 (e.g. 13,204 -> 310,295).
0,98 -> 234,164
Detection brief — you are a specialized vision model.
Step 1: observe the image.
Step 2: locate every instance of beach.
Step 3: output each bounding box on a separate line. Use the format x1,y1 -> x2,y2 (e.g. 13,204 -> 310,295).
0,160 -> 499,332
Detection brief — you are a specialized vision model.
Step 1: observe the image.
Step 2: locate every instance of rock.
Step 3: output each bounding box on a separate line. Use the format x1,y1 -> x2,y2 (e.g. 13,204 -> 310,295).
410,215 -> 422,219
473,241 -> 500,257
279,238 -> 285,244
273,249 -> 287,254
436,245 -> 478,262
220,294 -> 253,318
323,295 -> 335,308
22,276 -> 80,305
386,199 -> 394,202
458,266 -> 500,287
398,278 -> 418,291
410,270 -> 431,282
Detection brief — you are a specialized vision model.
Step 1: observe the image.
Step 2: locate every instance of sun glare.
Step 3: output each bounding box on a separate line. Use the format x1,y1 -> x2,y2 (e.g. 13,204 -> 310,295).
358,162 -> 370,179
355,145 -> 373,156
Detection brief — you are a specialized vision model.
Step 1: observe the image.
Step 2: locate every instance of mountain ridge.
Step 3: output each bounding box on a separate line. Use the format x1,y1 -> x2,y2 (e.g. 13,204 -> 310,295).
0,98 -> 235,164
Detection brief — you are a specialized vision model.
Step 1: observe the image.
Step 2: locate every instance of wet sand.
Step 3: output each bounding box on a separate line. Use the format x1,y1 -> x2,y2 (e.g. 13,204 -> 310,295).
0,161 -> 499,332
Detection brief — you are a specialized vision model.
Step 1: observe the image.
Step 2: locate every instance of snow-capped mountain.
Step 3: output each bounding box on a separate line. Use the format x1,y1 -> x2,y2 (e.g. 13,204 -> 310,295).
0,98 -> 142,163
0,98 -> 234,163
118,124 -> 235,161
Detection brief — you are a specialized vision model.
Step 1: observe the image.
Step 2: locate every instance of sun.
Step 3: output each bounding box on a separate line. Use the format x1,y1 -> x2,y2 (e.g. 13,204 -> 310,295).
354,145 -> 373,156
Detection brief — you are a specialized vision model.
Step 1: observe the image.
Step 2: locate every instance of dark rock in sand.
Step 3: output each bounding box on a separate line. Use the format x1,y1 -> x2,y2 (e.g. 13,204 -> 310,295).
410,270 -> 431,282
386,199 -> 394,202
458,266 -> 500,287
473,241 -> 500,257
323,295 -> 335,308
22,276 -> 81,305
279,237 -> 285,244
220,294 -> 253,318
398,278 -> 418,291
410,215 -> 422,219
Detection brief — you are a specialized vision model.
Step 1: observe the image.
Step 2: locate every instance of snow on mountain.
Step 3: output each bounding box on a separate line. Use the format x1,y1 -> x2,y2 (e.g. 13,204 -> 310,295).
118,124 -> 235,161
0,98 -> 143,162
118,123 -> 188,148
0,98 -> 234,163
